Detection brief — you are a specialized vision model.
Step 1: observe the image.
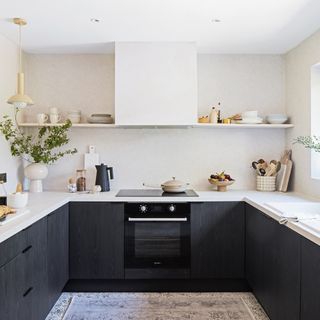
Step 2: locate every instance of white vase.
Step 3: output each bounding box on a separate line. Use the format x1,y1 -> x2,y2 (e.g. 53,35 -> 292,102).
24,163 -> 48,193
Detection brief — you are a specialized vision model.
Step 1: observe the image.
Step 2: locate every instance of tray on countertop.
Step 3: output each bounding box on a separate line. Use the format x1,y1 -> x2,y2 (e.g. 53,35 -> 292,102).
0,209 -> 30,226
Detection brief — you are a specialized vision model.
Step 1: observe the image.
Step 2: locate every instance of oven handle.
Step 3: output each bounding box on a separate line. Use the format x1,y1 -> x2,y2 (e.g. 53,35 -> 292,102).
128,217 -> 188,222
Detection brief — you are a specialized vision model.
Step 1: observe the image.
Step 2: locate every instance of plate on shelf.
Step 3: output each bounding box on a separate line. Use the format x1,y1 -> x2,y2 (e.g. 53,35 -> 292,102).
234,117 -> 263,124
87,119 -> 114,124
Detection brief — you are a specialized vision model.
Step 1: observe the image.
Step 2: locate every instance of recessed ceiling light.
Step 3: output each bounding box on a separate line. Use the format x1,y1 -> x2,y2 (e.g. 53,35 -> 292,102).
90,18 -> 100,23
212,18 -> 221,23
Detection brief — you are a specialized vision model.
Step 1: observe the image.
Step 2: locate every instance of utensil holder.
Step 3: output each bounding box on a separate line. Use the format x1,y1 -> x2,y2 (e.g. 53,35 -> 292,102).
256,176 -> 276,192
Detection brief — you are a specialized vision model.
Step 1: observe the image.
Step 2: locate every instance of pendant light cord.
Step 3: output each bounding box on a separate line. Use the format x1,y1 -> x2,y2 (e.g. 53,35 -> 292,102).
19,23 -> 22,73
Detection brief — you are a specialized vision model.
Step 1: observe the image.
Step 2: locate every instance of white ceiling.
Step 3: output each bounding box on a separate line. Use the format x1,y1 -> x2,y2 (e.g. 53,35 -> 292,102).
0,0 -> 320,54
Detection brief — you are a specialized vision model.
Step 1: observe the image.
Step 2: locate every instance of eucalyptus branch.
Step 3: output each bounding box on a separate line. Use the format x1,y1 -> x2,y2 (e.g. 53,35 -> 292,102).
294,135 -> 320,152
0,117 -> 77,164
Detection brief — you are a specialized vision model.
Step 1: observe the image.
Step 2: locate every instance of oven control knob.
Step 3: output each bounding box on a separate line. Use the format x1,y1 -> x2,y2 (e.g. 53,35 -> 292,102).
168,204 -> 176,213
139,204 -> 148,213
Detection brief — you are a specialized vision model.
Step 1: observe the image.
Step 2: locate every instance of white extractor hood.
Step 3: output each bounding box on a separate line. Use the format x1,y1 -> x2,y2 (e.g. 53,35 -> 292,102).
115,42 -> 198,126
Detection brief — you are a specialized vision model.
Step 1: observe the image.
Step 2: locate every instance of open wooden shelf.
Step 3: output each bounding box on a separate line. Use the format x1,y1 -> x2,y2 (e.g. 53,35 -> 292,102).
18,122 -> 294,129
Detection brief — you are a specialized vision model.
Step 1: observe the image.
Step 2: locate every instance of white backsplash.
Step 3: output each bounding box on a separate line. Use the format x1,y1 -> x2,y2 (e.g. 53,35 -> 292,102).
42,128 -> 286,191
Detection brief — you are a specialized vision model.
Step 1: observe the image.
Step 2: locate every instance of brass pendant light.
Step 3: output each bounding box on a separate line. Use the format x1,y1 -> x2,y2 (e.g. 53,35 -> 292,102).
7,18 -> 34,108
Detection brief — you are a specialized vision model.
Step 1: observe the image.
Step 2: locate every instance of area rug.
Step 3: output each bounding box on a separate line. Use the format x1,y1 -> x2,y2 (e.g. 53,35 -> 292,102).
61,293 -> 256,320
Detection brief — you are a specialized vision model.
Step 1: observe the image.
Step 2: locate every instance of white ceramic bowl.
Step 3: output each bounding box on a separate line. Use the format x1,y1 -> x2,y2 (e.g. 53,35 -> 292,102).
7,192 -> 28,209
266,114 -> 288,124
68,114 -> 81,124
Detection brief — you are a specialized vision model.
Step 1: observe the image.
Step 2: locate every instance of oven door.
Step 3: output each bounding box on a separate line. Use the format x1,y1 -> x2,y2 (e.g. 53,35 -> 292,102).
125,216 -> 190,277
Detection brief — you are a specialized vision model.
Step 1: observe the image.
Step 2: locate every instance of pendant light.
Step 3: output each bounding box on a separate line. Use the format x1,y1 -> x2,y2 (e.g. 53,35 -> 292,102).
7,18 -> 34,108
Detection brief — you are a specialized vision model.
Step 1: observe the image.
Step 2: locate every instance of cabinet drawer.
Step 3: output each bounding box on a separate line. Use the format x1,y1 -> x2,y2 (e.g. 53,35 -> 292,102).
0,251 -> 30,320
0,218 -> 48,320
0,229 -> 27,267
0,218 -> 47,268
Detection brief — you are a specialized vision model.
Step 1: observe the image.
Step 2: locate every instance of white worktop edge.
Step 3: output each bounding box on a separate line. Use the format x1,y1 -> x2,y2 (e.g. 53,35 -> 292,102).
1,190 -> 320,247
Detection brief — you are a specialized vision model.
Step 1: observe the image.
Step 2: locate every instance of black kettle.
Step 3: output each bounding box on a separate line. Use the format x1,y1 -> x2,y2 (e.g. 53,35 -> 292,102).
95,163 -> 114,192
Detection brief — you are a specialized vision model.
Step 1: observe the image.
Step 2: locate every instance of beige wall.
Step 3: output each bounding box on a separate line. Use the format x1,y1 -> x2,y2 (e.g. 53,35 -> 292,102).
24,54 -> 115,122
24,53 -> 286,191
198,55 -> 285,117
0,33 -> 20,192
285,29 -> 320,197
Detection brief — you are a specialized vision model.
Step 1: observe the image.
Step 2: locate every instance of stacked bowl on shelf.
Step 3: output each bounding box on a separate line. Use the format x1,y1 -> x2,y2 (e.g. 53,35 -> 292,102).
87,114 -> 114,124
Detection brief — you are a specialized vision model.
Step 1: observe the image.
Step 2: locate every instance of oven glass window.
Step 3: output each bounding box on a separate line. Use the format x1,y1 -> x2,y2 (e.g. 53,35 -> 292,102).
134,223 -> 181,258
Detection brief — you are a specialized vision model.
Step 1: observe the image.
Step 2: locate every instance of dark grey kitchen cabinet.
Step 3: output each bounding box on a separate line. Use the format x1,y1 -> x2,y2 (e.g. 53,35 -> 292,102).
47,204 -> 69,309
246,204 -> 278,319
191,202 -> 245,279
0,218 -> 48,320
69,202 -> 124,279
276,224 -> 301,320
0,253 -> 30,320
246,204 -> 300,320
301,237 -> 320,320
25,218 -> 49,320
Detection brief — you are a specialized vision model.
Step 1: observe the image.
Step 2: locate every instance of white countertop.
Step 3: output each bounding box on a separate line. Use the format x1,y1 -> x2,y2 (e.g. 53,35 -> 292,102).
1,190 -> 319,246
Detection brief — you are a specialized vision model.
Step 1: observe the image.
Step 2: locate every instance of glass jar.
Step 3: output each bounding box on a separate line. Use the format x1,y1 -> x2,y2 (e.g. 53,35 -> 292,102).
76,170 -> 87,192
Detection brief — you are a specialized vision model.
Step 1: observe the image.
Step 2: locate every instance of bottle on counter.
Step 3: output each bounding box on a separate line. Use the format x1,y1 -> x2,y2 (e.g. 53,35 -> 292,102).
76,169 -> 87,192
209,107 -> 219,123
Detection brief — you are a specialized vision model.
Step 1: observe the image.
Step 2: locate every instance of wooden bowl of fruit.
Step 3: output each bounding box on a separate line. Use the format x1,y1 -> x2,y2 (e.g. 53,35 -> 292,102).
208,172 -> 235,192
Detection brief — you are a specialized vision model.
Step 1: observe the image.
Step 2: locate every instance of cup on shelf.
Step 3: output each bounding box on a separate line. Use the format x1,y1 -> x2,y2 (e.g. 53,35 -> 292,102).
37,113 -> 49,125
49,114 -> 61,124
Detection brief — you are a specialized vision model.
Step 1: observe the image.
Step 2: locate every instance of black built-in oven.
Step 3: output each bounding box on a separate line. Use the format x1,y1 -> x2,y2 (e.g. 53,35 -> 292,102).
124,202 -> 191,279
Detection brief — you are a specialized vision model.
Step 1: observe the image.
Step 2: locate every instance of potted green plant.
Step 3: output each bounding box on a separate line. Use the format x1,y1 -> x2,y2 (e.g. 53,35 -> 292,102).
0,116 -> 77,192
294,135 -> 320,152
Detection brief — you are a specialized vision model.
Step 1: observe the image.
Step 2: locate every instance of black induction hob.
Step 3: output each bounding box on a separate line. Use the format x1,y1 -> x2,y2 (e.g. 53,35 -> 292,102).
116,189 -> 199,197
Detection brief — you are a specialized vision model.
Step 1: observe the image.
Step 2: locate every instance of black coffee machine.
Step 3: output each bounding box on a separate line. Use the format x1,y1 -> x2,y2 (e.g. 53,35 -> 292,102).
95,163 -> 114,192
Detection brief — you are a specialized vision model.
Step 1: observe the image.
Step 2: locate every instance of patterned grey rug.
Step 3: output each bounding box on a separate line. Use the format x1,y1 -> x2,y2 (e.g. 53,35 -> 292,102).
46,293 -> 269,320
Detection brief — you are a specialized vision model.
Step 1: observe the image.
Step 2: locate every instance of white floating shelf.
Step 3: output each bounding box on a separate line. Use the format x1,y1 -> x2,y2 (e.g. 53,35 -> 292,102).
17,123 -> 294,129
192,123 -> 294,129
18,123 -> 117,128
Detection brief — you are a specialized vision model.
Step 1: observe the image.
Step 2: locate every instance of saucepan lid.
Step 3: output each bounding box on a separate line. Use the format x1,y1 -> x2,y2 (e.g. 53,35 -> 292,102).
161,177 -> 187,188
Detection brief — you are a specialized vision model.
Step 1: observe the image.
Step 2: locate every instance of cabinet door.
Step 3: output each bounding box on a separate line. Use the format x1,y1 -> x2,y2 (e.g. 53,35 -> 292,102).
0,253 -> 30,320
301,237 -> 320,320
25,218 -> 49,320
70,202 -> 124,279
246,205 -> 300,320
0,218 -> 48,320
47,204 -> 69,308
191,202 -> 245,278
246,205 -> 278,320
276,225 -> 300,320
